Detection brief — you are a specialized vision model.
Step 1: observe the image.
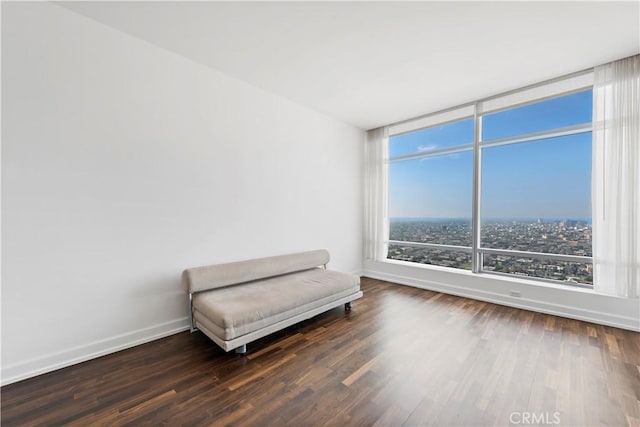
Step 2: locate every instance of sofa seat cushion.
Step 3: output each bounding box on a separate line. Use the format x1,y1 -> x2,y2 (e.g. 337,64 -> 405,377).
192,268 -> 359,341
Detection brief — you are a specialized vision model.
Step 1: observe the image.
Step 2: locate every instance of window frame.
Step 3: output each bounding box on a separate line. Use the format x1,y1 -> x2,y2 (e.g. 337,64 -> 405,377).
385,71 -> 594,288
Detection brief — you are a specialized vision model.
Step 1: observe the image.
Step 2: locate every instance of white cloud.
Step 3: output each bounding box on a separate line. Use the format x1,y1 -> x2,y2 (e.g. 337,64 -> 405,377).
417,144 -> 437,152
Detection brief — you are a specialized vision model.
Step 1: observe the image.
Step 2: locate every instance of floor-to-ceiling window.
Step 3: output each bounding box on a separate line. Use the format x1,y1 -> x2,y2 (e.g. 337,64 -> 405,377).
388,117 -> 474,269
387,73 -> 594,286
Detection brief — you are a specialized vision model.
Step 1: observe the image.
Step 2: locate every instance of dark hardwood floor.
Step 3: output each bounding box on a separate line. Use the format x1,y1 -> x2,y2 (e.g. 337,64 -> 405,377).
2,278 -> 639,426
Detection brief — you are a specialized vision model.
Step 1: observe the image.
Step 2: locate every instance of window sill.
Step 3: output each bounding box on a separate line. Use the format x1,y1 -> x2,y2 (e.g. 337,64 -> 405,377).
364,258 -> 639,332
379,257 -> 598,295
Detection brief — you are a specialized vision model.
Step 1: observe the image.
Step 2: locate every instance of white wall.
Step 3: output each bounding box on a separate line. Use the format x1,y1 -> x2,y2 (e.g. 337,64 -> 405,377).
1,2 -> 364,385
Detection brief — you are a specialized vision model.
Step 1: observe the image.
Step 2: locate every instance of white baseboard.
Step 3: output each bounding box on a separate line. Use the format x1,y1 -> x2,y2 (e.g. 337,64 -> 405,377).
364,269 -> 640,332
1,317 -> 190,386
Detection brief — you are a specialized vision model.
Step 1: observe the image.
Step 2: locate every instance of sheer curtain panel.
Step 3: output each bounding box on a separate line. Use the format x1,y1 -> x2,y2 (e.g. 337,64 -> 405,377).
364,127 -> 389,261
592,54 -> 640,298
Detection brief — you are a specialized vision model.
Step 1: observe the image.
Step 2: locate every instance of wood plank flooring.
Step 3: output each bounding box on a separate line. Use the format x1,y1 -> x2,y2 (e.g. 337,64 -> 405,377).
2,278 -> 639,426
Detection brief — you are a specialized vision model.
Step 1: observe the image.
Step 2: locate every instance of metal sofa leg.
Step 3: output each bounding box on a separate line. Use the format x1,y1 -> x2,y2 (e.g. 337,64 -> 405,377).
345,302 -> 352,311
235,344 -> 247,354
188,293 -> 197,333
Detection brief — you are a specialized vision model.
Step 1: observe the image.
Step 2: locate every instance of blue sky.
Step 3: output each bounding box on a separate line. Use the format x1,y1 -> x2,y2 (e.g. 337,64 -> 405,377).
389,90 -> 593,219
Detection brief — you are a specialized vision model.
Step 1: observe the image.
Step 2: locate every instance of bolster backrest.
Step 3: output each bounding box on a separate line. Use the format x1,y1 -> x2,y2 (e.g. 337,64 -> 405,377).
182,249 -> 330,293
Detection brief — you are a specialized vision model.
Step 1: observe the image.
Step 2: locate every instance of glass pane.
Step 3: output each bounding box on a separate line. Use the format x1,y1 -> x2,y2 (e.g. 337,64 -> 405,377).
480,133 -> 592,256
389,152 -> 472,246
389,118 -> 473,158
483,254 -> 593,286
390,218 -> 471,246
388,244 -> 472,270
482,90 -> 592,142
481,220 -> 592,257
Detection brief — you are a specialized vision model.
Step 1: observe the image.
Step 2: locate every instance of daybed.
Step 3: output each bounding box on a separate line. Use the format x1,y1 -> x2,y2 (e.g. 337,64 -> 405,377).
181,249 -> 362,353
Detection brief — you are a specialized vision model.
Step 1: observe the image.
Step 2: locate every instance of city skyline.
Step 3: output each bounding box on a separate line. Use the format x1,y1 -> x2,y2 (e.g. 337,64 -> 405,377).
390,216 -> 592,221
388,217 -> 593,284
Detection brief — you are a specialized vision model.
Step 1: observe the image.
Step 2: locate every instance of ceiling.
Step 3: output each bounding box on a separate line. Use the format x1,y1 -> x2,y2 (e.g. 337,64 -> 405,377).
58,1 -> 640,130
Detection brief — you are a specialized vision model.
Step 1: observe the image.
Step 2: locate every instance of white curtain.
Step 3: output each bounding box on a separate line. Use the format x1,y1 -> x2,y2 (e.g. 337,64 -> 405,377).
364,127 -> 389,261
592,54 -> 640,298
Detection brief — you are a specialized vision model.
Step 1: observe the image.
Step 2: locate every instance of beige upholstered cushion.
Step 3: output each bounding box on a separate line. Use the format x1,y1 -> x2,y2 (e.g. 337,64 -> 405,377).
182,249 -> 330,293
192,268 -> 359,340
